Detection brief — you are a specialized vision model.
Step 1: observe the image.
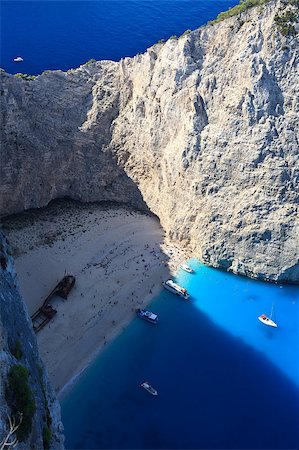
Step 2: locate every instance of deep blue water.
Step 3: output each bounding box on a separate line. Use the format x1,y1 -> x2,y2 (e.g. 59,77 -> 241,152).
1,0 -> 239,75
61,260 -> 299,449
3,2 -> 299,447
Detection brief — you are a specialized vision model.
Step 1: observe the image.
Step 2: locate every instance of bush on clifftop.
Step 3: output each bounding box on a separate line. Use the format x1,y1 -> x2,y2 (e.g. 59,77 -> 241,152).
210,0 -> 272,24
86,58 -> 96,65
14,73 -> 36,81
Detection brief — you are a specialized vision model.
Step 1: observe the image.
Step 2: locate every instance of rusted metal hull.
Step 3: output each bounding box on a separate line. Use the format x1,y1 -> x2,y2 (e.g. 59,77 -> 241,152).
31,275 -> 75,332
31,305 -> 57,333
55,275 -> 76,300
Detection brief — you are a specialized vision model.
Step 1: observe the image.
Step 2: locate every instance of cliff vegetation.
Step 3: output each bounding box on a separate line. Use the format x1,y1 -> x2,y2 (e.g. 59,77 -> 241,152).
0,234 -> 64,449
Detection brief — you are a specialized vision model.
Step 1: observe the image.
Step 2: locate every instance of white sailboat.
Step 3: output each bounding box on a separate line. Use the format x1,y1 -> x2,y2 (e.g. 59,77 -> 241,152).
258,304 -> 277,328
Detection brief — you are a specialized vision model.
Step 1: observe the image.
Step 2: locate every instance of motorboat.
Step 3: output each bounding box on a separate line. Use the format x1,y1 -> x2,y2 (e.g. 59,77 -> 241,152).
258,304 -> 277,328
180,264 -> 194,273
14,56 -> 24,62
141,381 -> 158,396
163,279 -> 190,299
136,308 -> 158,324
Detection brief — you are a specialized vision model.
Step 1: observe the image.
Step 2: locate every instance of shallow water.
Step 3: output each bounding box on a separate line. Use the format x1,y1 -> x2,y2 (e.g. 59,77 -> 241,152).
2,0 -> 238,75
61,260 -> 299,449
4,1 -> 299,447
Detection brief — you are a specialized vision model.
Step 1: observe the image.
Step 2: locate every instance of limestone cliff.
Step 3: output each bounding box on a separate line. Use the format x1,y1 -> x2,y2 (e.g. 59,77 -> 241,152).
0,0 -> 298,283
0,234 -> 64,449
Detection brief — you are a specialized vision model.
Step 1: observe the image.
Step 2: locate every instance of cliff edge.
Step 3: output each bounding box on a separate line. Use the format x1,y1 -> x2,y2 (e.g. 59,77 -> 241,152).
0,234 -> 64,449
1,0 -> 298,283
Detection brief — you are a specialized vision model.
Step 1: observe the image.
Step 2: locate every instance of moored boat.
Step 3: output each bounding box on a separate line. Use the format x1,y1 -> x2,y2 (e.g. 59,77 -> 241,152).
258,314 -> 277,328
141,381 -> 158,396
136,308 -> 158,324
14,56 -> 24,62
163,279 -> 190,299
180,264 -> 194,273
258,303 -> 277,328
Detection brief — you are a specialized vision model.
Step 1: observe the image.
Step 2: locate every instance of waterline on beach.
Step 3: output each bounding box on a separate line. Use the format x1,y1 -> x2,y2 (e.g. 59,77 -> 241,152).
3,201 -> 177,393
61,261 -> 299,449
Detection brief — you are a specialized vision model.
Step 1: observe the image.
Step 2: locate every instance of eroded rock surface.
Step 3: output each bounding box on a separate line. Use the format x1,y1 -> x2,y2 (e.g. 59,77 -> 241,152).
0,234 -> 64,449
1,0 -> 298,283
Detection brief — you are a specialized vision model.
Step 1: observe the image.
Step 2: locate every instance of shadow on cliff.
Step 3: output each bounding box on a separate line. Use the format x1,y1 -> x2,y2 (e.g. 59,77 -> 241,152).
0,69 -> 150,217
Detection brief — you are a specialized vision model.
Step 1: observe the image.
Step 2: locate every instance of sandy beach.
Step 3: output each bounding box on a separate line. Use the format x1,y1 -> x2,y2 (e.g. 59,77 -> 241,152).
2,200 -> 190,396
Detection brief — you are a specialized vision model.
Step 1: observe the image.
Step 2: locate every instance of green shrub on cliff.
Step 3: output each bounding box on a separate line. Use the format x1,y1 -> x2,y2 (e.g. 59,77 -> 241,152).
180,29 -> 192,38
11,339 -> 23,360
210,0 -> 271,24
86,58 -> 96,65
274,10 -> 298,35
43,425 -> 52,449
6,365 -> 36,441
14,73 -> 36,81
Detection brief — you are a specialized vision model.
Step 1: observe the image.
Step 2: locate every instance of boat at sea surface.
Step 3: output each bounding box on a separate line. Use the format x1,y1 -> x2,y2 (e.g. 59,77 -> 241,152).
14,56 -> 24,62
258,303 -> 277,328
258,314 -> 277,328
163,279 -> 190,299
180,264 -> 194,273
141,381 -> 158,396
136,308 -> 158,324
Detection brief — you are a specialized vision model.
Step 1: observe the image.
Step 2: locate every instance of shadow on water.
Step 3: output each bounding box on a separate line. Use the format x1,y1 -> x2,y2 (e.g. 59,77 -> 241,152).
181,260 -> 299,390
61,289 -> 299,450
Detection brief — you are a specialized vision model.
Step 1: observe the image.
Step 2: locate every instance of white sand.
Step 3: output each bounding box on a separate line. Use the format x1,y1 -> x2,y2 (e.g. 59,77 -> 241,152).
3,202 -> 190,396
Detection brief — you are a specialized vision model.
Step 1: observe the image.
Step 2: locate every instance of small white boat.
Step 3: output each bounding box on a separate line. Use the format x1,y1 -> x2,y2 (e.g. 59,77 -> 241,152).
141,381 -> 158,396
14,56 -> 24,62
258,314 -> 277,328
181,264 -> 194,274
258,304 -> 277,328
136,309 -> 158,324
163,279 -> 190,300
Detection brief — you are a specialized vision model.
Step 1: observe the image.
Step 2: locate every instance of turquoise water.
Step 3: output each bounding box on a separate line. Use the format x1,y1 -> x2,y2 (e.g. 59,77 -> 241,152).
183,260 -> 299,389
61,260 -> 299,449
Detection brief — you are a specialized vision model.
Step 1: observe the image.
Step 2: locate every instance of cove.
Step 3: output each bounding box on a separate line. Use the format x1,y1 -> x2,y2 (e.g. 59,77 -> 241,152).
61,260 -> 299,449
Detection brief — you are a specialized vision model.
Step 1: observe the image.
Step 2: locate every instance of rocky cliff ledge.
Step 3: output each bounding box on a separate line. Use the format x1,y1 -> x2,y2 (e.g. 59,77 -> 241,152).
0,0 -> 298,283
0,234 -> 64,449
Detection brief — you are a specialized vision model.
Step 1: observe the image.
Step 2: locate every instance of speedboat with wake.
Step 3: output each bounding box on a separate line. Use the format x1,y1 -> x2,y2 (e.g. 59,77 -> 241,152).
141,381 -> 158,395
163,279 -> 190,299
180,264 -> 194,273
136,309 -> 158,324
14,56 -> 24,62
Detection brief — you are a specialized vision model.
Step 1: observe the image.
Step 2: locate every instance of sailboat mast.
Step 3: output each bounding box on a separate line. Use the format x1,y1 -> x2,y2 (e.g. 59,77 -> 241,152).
270,303 -> 274,320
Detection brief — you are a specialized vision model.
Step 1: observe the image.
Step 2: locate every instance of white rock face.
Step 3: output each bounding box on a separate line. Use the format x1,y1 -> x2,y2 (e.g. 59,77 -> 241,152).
0,0 -> 298,283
